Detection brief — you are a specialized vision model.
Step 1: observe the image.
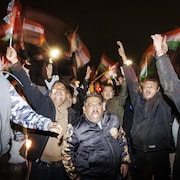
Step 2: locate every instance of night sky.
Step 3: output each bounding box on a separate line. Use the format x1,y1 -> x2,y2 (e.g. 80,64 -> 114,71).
1,0 -> 180,68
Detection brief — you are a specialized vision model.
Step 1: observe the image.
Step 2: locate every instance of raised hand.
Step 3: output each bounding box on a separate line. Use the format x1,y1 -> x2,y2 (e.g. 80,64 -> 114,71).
151,34 -> 168,57
162,35 -> 168,54
6,47 -> 19,64
46,63 -> 53,79
117,41 -> 128,64
85,66 -> 92,80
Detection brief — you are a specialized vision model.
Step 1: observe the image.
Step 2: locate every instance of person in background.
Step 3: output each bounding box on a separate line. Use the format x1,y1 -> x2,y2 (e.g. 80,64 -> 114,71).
72,66 -> 92,117
62,93 -> 131,180
118,41 -> 173,180
27,49 -> 50,95
151,33 -> 180,180
102,74 -> 128,126
69,76 -> 79,103
101,60 -> 131,180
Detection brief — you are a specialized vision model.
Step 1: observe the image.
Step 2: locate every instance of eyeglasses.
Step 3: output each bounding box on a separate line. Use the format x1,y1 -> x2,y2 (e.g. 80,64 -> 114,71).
85,102 -> 103,108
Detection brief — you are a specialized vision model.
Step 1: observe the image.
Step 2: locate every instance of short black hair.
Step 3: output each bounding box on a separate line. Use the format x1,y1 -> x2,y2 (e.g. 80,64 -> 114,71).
102,83 -> 115,91
142,77 -> 160,86
84,93 -> 103,105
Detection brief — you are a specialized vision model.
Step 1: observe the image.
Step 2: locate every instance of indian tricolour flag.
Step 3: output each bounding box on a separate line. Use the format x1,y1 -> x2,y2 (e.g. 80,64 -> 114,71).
65,29 -> 90,69
22,18 -> 45,46
2,0 -> 17,45
139,27 -> 180,83
97,54 -> 114,75
95,54 -> 115,82
166,28 -> 180,50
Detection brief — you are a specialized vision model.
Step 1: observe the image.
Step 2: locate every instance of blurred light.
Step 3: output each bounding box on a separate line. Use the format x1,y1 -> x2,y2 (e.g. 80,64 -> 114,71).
49,47 -> 62,63
75,80 -> 80,87
96,87 -> 102,93
126,59 -> 133,66
49,58 -> 53,64
50,49 -> 60,58
25,139 -> 32,150
89,83 -> 95,93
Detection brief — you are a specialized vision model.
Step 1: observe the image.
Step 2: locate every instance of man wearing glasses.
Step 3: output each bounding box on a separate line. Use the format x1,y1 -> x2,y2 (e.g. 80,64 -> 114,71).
62,93 -> 131,180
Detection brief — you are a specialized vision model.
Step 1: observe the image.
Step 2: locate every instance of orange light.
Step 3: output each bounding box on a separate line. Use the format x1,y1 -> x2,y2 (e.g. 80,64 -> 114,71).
25,139 -> 32,150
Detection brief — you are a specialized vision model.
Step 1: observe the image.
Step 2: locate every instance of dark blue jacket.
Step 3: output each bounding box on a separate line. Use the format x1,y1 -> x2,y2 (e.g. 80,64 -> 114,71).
62,111 -> 131,179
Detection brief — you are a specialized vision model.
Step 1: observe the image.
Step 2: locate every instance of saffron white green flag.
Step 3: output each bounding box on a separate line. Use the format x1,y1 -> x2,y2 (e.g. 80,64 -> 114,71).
65,29 -> 90,69
22,18 -> 45,46
166,28 -> 180,51
139,27 -> 180,83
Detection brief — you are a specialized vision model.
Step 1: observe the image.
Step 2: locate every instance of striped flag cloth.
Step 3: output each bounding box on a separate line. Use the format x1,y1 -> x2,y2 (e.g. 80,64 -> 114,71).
22,18 -> 46,46
95,54 -> 117,82
2,0 -> 16,42
139,27 -> 180,83
65,29 -> 91,69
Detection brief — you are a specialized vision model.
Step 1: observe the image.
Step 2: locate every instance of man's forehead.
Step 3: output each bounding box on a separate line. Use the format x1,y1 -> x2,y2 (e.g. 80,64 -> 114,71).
103,86 -> 113,91
53,82 -> 66,88
143,80 -> 158,85
86,96 -> 102,102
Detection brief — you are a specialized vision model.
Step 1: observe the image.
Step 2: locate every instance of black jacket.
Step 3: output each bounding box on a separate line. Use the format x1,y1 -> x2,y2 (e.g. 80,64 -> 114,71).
62,111 -> 131,179
123,64 -> 173,152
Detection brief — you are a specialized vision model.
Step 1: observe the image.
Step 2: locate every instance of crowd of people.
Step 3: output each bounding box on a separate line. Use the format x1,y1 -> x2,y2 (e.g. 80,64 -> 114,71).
0,33 -> 180,180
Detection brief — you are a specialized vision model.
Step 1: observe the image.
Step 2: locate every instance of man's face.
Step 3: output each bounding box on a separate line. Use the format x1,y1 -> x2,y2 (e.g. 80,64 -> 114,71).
142,80 -> 159,100
49,82 -> 67,106
101,86 -> 114,101
83,96 -> 104,123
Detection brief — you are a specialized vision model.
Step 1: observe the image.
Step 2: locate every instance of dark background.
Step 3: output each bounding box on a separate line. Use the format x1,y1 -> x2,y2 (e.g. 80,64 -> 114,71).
1,0 -> 180,68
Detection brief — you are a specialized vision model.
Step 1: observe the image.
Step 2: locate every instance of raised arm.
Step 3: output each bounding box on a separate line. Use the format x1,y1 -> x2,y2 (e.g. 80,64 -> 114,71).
117,41 -> 139,106
151,34 -> 180,112
117,41 -> 128,64
6,47 -> 55,116
9,83 -> 62,139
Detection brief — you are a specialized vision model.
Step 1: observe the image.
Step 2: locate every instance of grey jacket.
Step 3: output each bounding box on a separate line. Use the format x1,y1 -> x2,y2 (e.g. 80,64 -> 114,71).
156,54 -> 180,112
0,71 -> 11,156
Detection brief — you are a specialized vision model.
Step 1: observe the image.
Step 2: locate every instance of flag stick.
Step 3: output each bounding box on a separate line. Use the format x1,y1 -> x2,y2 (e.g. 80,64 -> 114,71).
95,63 -> 101,75
92,71 -> 106,83
9,36 -> 12,47
145,56 -> 148,77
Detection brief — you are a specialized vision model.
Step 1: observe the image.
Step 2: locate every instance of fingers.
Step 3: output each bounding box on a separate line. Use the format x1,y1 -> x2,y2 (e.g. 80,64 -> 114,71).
151,34 -> 163,41
6,47 -> 17,63
117,41 -> 122,47
49,123 -> 63,139
120,164 -> 128,177
117,41 -> 125,51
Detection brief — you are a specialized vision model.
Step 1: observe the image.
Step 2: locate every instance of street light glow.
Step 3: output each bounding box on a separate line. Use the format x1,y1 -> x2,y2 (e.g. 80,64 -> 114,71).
50,48 -> 60,58
49,47 -> 62,63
